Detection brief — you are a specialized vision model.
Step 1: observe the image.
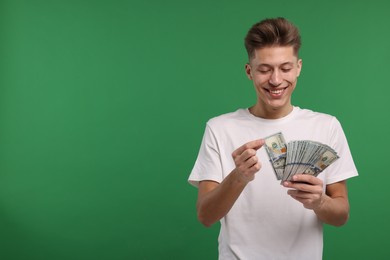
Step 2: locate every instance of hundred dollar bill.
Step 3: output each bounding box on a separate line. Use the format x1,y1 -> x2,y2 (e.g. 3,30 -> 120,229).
264,132 -> 287,180
303,148 -> 339,176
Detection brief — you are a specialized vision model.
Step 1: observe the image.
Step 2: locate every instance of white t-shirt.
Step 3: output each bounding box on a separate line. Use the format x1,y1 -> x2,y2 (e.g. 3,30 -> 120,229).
189,107 -> 358,260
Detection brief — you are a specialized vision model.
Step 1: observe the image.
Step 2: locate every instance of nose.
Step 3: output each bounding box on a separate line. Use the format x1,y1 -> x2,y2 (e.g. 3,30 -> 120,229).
269,70 -> 282,87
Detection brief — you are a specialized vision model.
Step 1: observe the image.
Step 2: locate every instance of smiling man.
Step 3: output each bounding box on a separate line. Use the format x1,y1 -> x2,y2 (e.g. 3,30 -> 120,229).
246,46 -> 301,119
188,17 -> 358,260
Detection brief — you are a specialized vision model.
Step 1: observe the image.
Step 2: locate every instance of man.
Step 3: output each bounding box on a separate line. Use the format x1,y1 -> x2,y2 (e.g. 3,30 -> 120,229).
188,17 -> 358,259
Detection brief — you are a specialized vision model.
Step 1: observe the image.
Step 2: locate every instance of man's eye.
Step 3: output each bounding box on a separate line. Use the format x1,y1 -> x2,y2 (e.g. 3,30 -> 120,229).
258,70 -> 271,73
281,68 -> 292,72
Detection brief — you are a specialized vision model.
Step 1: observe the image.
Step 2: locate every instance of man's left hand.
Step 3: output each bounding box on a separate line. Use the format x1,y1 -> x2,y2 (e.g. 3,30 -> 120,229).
282,174 -> 325,210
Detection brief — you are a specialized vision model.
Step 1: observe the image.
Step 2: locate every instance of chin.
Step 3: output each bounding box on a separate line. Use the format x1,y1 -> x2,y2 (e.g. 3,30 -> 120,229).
267,100 -> 288,109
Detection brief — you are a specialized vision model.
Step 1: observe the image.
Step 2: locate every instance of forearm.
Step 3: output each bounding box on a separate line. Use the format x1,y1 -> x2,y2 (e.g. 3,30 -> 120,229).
314,194 -> 350,226
196,139 -> 264,227
197,170 -> 248,227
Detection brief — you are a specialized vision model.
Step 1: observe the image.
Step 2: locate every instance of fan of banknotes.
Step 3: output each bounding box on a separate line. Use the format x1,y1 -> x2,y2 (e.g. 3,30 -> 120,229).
264,132 -> 339,181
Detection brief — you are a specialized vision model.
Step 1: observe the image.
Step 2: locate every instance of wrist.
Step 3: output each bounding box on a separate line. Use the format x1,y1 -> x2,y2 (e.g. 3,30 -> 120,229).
313,194 -> 328,212
231,169 -> 252,186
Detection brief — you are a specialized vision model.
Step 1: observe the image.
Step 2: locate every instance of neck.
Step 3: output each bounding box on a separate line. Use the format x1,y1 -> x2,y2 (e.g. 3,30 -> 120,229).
249,104 -> 293,119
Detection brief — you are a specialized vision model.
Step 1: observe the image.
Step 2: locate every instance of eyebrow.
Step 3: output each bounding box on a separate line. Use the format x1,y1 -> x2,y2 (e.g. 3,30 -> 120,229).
257,62 -> 294,68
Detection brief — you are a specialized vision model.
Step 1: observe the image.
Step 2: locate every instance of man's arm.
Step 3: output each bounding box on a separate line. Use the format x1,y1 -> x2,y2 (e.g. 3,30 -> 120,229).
283,174 -> 350,226
196,139 -> 264,227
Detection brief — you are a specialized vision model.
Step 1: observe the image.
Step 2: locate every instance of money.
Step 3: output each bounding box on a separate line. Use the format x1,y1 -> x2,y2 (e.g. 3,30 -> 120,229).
264,132 -> 339,181
303,149 -> 339,176
264,132 -> 287,180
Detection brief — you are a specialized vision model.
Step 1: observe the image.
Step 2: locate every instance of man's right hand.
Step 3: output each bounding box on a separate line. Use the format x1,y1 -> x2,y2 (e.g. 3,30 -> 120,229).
231,139 -> 265,183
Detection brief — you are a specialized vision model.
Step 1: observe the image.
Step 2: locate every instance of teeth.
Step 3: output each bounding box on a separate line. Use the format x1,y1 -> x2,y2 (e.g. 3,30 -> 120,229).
270,89 -> 283,94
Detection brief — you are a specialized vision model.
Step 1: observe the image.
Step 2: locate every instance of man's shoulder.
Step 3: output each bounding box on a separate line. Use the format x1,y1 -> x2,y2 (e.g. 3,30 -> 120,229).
207,108 -> 248,127
295,107 -> 337,122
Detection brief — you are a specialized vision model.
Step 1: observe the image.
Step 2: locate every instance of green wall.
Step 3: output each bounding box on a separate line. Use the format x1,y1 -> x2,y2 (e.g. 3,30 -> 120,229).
0,0 -> 389,259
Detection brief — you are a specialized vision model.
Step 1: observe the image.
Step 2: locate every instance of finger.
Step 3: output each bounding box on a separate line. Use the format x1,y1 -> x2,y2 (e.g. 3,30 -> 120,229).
249,162 -> 261,172
239,149 -> 257,162
237,155 -> 259,173
285,182 -> 322,193
287,189 -> 312,199
232,139 -> 264,158
291,174 -> 322,185
245,154 -> 259,168
246,160 -> 262,175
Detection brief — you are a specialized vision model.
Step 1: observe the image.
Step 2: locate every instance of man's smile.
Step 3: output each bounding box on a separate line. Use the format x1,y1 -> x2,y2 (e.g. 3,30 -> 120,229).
264,86 -> 289,98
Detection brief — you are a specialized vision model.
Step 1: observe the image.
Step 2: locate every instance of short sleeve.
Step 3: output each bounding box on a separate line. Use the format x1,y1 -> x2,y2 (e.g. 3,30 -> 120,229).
325,117 -> 358,184
188,124 -> 223,187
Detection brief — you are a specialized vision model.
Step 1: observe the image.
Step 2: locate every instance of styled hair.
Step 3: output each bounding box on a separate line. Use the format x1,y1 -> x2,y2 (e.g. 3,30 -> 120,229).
244,17 -> 301,60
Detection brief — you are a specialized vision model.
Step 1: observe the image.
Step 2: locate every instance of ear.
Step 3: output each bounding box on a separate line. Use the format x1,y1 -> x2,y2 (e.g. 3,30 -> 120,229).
245,63 -> 253,80
296,59 -> 302,77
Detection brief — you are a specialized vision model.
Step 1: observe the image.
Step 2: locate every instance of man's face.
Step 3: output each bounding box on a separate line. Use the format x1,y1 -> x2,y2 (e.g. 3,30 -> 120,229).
245,46 -> 302,116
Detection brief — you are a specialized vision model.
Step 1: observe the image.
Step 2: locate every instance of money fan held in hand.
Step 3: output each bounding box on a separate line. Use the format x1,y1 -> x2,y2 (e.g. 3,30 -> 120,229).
264,132 -> 339,182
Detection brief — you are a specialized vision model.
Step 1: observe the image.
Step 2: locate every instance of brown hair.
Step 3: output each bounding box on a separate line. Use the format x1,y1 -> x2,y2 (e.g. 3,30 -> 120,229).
244,17 -> 301,60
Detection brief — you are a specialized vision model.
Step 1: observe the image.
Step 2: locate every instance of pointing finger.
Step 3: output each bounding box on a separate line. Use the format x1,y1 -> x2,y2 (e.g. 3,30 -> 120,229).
232,139 -> 265,158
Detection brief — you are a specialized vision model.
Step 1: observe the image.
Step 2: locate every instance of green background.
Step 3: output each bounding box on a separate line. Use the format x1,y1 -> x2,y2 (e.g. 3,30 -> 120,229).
0,0 -> 389,259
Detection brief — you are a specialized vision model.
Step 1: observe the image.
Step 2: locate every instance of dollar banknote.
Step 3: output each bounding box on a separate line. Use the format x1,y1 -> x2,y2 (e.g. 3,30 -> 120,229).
264,132 -> 339,181
264,132 -> 287,180
303,149 -> 339,176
